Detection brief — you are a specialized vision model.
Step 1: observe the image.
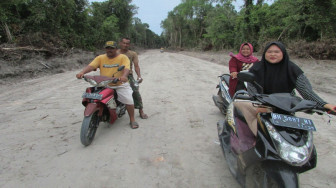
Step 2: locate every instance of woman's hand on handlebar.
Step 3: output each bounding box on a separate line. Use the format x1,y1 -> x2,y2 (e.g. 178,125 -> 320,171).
324,103 -> 336,115
230,72 -> 238,79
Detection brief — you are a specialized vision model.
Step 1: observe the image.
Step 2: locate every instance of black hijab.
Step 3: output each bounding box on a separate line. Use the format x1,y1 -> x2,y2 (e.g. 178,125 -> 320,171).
249,41 -> 303,94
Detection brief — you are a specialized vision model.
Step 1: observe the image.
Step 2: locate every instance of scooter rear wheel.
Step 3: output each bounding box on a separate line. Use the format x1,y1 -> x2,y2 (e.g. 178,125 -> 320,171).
80,111 -> 99,146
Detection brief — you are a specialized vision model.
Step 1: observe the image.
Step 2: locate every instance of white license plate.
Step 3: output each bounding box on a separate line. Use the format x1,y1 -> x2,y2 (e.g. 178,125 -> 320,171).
82,93 -> 102,100
271,113 -> 316,131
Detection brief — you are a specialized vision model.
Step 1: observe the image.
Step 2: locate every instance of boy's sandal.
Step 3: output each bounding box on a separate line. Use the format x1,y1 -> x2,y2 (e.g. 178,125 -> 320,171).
130,121 -> 139,129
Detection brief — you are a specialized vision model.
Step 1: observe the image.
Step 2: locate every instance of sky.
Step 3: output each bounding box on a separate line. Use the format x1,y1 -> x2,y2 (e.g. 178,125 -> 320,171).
131,0 -> 245,35
90,0 -> 272,35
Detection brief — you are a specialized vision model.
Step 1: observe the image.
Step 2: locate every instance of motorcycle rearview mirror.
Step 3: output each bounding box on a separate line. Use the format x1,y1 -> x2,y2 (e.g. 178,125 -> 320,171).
237,71 -> 264,94
118,65 -> 125,71
112,65 -> 126,77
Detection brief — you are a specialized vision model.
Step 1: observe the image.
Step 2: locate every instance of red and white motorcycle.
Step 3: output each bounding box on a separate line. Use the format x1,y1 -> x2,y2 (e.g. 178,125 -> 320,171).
79,66 -> 126,146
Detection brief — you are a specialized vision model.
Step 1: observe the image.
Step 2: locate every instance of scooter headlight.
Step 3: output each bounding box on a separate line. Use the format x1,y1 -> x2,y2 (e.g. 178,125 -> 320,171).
265,120 -> 313,166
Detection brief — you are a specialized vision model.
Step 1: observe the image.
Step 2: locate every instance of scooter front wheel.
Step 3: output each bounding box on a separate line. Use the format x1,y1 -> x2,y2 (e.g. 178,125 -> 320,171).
245,162 -> 297,188
80,111 -> 99,146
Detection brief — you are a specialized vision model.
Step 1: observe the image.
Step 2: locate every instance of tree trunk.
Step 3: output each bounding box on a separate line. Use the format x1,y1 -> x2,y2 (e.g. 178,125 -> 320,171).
179,29 -> 182,48
2,22 -> 13,43
257,0 -> 264,5
245,0 -> 253,8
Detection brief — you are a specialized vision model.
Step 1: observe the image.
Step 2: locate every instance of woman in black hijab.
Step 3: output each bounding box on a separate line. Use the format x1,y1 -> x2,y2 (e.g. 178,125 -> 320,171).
249,41 -> 335,111
234,41 -> 336,136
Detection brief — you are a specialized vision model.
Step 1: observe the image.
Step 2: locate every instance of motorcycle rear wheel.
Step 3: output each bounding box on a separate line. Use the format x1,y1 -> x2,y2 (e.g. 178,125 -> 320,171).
80,111 -> 99,146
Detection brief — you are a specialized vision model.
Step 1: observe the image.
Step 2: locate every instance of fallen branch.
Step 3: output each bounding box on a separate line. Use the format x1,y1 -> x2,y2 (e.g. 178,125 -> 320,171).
39,61 -> 51,69
1,46 -> 50,53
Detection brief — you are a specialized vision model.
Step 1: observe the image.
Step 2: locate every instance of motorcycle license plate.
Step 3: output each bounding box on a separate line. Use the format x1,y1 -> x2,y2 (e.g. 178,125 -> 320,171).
270,113 -> 316,131
82,93 -> 102,100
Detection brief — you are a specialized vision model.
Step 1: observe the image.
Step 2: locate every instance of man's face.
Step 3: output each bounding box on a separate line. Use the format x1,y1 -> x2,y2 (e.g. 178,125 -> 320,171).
119,39 -> 131,50
105,47 -> 118,58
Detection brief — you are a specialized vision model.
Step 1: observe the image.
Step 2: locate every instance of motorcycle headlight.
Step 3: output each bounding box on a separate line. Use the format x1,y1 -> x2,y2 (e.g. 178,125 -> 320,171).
84,77 -> 97,86
96,80 -> 112,87
265,120 -> 313,166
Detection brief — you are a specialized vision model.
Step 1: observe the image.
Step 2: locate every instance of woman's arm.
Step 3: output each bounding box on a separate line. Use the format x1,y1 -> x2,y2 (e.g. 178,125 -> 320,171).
295,74 -> 336,113
229,58 -> 238,78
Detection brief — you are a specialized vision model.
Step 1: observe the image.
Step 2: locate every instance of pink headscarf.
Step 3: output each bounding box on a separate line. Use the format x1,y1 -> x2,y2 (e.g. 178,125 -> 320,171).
229,43 -> 258,63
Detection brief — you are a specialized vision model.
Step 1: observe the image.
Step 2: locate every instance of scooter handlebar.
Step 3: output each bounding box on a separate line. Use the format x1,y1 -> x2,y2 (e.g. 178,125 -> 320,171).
327,110 -> 336,115
314,106 -> 336,116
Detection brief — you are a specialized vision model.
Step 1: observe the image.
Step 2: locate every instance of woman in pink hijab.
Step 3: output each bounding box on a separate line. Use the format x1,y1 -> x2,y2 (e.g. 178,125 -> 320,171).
229,43 -> 259,97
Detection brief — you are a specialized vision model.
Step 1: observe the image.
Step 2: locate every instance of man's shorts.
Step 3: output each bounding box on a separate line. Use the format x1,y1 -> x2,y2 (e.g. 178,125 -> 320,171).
116,82 -> 134,105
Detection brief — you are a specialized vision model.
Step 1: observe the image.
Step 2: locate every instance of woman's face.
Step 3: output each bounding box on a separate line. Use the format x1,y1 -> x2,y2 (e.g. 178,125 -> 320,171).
241,45 -> 251,57
265,45 -> 283,64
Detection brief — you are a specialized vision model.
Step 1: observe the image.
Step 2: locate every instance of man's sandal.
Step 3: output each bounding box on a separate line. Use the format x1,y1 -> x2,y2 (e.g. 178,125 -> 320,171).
140,113 -> 148,119
130,121 -> 139,129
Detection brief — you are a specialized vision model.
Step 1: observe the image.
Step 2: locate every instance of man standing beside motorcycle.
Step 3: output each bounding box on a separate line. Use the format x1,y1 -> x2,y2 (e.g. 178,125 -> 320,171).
76,41 -> 139,129
118,37 -> 148,119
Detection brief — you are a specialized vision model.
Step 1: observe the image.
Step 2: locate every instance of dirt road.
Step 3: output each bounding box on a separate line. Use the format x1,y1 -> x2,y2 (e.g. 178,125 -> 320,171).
0,50 -> 335,187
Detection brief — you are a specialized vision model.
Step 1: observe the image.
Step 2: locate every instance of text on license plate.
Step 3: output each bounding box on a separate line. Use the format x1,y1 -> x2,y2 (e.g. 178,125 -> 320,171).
270,113 -> 316,131
82,93 -> 102,100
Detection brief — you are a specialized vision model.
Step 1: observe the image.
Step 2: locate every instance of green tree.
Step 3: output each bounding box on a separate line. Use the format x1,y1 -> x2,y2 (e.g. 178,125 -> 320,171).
203,1 -> 237,49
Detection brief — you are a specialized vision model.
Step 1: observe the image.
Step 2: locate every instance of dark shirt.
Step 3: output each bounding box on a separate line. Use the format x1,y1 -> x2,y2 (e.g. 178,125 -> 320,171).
248,74 -> 326,107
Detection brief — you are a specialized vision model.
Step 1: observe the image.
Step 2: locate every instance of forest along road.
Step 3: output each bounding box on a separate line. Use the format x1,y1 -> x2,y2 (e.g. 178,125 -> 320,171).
0,50 -> 336,188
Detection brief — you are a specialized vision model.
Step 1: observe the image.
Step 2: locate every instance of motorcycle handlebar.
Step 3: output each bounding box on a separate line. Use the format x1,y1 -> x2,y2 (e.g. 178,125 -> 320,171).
327,110 -> 336,115
234,94 -> 254,100
112,78 -> 119,84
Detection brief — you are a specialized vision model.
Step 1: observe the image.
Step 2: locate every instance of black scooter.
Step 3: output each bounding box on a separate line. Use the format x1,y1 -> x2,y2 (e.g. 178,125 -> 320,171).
214,71 -> 334,187
212,73 -> 232,115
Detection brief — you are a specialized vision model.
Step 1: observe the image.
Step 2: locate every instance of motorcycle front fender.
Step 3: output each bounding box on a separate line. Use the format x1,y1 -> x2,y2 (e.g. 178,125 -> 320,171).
84,103 -> 100,117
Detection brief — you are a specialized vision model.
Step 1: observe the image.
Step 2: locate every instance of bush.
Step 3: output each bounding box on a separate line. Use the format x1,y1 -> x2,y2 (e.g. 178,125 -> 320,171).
288,40 -> 336,60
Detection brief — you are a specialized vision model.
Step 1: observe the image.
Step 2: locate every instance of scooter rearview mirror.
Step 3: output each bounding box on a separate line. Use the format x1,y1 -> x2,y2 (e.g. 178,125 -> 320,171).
238,71 -> 264,94
237,71 -> 255,82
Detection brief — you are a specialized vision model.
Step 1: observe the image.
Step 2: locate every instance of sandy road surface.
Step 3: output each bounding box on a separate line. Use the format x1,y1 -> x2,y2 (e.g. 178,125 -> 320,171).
0,50 -> 336,188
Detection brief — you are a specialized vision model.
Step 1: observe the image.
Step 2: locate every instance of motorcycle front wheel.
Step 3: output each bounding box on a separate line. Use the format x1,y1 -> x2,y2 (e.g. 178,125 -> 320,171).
80,111 -> 99,146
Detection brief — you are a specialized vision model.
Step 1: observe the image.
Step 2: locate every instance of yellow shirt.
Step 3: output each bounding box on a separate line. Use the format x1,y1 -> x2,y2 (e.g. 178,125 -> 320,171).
89,54 -> 130,85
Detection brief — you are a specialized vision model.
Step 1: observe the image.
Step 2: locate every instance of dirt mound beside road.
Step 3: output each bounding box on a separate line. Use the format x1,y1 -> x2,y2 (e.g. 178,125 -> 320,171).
0,45 -> 95,85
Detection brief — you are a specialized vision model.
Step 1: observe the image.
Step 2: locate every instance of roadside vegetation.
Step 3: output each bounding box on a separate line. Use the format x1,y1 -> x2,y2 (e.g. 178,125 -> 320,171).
162,0 -> 336,59
1,0 -> 336,67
